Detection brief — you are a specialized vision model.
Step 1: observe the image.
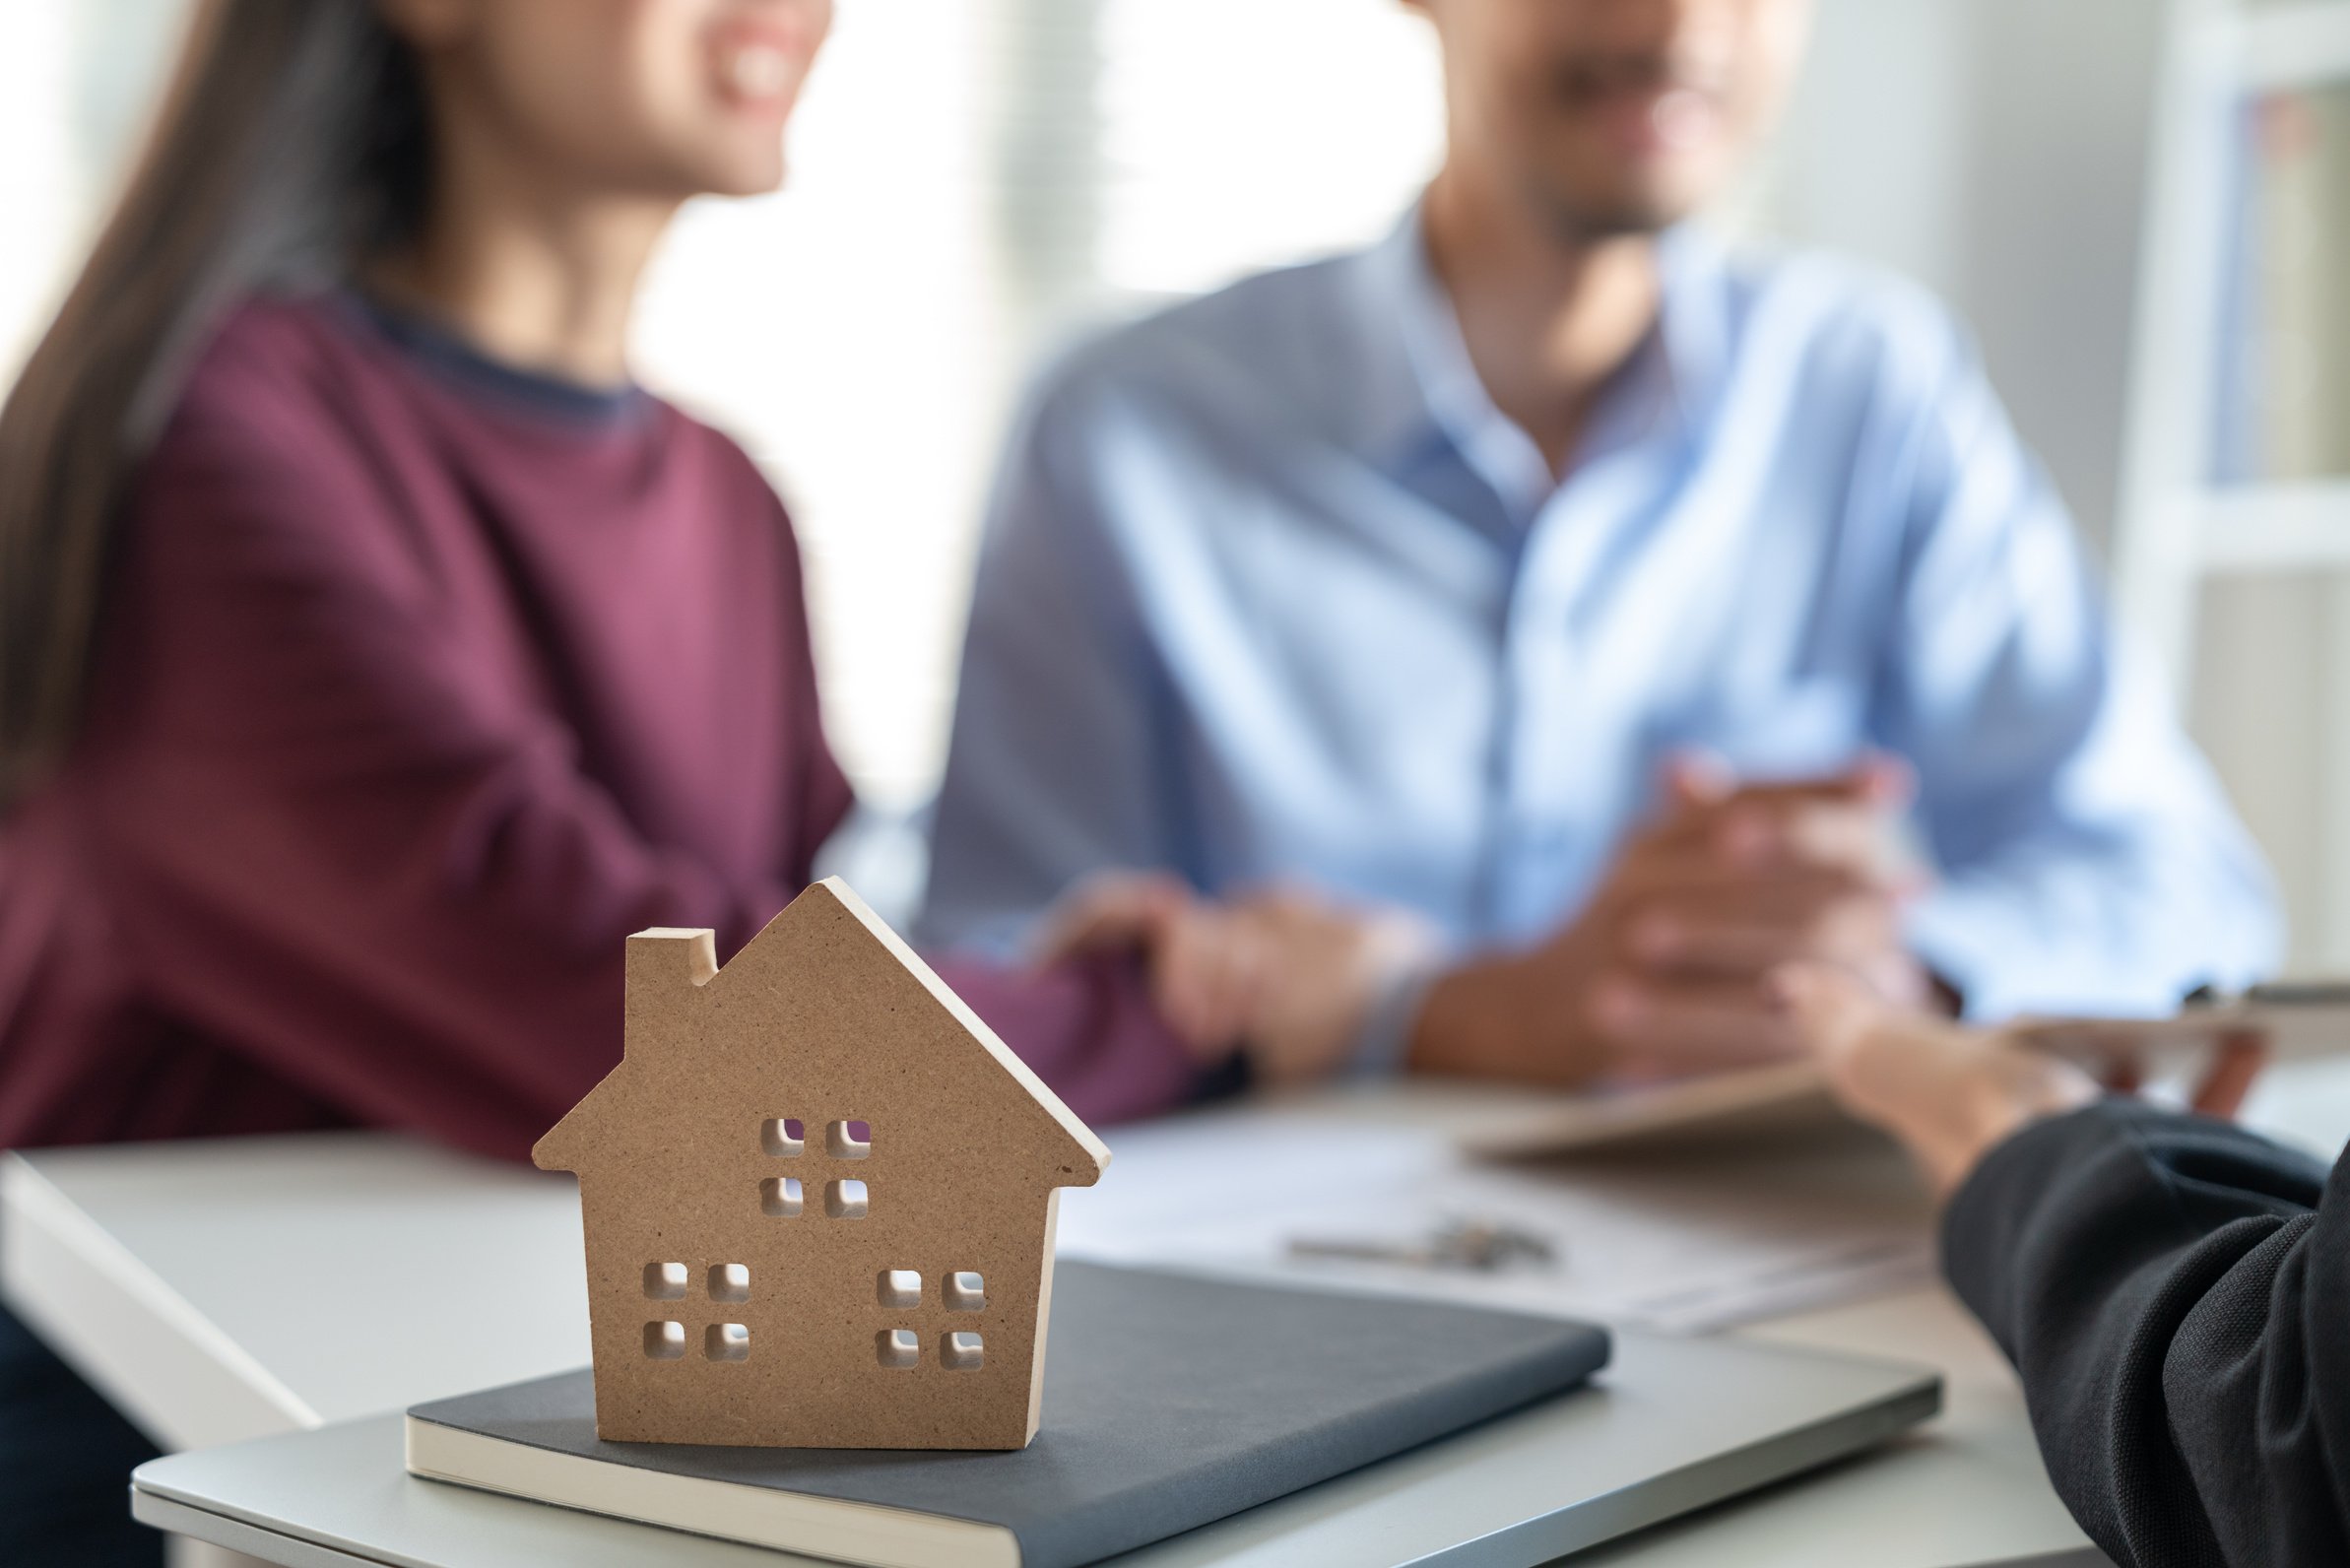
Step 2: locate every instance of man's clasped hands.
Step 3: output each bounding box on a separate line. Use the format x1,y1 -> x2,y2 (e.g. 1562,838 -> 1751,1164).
1040,751 -> 1934,1090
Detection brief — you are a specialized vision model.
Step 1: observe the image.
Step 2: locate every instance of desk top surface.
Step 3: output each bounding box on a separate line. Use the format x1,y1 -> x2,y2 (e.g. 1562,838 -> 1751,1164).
35,1065 -> 2349,1565
131,1325 -> 1944,1568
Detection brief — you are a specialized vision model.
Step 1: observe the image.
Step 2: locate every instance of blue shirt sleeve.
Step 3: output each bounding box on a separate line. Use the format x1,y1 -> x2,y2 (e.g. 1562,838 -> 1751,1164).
1877,327 -> 2282,1018
921,372 -> 1183,956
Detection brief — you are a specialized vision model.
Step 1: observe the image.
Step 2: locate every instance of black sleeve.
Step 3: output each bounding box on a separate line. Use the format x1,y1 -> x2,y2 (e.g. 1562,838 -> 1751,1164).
1943,1099 -> 2350,1567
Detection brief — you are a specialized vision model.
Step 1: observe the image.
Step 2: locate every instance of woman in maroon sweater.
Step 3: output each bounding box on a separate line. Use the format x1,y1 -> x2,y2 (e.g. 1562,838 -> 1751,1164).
0,287 -> 1213,1158
0,3 -> 1397,1558
0,1 -> 1254,1162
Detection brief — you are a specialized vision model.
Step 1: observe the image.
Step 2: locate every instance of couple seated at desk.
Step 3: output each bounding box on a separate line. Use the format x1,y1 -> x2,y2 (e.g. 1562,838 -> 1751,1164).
0,0 -> 2315,1565
0,0 -> 2275,1161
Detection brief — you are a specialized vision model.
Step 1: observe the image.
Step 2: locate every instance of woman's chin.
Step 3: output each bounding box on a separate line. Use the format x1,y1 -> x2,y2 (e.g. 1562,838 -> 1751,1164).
680,138 -> 791,200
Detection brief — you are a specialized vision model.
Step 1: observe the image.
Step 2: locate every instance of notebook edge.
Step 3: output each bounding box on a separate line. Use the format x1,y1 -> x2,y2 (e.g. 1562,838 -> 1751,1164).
402,1413 -> 1023,1568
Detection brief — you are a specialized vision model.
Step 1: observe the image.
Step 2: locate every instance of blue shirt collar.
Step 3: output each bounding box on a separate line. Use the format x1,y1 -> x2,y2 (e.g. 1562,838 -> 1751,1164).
1346,203 -> 1730,524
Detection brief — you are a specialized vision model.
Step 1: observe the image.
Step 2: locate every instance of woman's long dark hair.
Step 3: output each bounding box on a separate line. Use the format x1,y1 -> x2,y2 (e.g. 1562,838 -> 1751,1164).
0,0 -> 431,809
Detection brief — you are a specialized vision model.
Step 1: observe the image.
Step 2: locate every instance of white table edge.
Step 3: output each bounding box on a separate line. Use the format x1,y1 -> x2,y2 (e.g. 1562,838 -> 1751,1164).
1,1150 -> 318,1449
134,1491 -> 387,1568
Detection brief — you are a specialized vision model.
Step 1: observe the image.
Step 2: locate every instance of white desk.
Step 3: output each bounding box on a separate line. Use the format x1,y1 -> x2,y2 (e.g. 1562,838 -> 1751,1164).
30,1066 -> 2344,1565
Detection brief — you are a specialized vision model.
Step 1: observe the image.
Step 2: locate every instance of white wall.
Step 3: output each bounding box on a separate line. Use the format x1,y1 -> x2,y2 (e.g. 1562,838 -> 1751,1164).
1763,0 -> 2165,555
0,1 -> 183,384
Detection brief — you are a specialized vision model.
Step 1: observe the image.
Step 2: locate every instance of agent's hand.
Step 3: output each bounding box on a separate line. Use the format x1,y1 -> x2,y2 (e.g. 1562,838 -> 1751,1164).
1409,753 -> 1930,1086
2020,1019 -> 2268,1117
1771,961 -> 2098,1197
1037,872 -> 1437,1082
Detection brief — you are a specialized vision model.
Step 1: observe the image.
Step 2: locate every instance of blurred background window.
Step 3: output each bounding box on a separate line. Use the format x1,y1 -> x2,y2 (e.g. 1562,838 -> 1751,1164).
2221,82 -> 2350,485
15,0 -> 2350,971
635,0 -> 1451,813
2129,0 -> 2350,978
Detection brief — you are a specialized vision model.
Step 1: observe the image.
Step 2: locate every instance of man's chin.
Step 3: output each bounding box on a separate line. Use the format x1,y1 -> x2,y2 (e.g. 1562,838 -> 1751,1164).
1522,173 -> 1703,244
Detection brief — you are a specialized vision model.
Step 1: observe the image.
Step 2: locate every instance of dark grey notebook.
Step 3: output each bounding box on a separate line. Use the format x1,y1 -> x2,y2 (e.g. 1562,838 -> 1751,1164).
409,1261 -> 1611,1568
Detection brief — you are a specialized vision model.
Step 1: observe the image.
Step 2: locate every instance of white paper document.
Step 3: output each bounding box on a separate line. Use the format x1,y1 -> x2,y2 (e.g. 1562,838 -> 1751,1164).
1055,1105 -> 1933,1334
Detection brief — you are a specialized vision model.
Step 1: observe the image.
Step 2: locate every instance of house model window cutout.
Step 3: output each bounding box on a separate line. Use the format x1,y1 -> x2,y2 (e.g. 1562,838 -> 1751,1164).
534,878 -> 1111,1450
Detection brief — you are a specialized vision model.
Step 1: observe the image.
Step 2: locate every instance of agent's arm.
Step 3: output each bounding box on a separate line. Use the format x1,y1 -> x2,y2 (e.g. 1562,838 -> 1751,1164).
1778,967 -> 2350,1568
1947,1101 -> 2346,1568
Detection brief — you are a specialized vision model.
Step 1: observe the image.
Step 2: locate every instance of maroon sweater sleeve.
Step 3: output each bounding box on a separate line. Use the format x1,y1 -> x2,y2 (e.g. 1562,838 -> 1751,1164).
91,406 -> 797,1159
67,316 -> 1194,1160
939,955 -> 1203,1128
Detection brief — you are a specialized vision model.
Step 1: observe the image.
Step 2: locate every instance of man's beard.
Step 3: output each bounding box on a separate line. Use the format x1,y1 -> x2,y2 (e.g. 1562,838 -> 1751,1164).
1518,165 -> 1682,247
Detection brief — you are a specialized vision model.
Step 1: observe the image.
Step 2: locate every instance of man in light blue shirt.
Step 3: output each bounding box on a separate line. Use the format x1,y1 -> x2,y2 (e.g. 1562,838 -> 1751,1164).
926,0 -> 2278,1082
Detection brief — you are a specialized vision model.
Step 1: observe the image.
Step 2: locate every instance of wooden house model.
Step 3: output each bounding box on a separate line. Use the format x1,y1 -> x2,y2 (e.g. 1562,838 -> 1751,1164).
534,878 -> 1111,1450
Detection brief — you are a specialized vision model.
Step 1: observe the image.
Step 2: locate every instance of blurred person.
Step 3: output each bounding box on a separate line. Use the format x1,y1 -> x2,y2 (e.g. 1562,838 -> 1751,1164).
924,0 -> 2279,1085
1779,964 -> 2342,1567
0,3 -> 1392,1559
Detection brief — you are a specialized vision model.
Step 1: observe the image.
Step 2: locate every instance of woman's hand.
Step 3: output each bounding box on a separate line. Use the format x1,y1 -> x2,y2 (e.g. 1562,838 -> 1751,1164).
1035,872 -> 1436,1083
1216,885 -> 1439,1084
1770,961 -> 2099,1198
1034,872 -> 1263,1061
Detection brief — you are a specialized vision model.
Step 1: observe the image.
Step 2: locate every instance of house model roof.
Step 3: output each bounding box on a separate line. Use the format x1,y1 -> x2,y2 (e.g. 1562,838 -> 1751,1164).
536,877 -> 1111,1179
